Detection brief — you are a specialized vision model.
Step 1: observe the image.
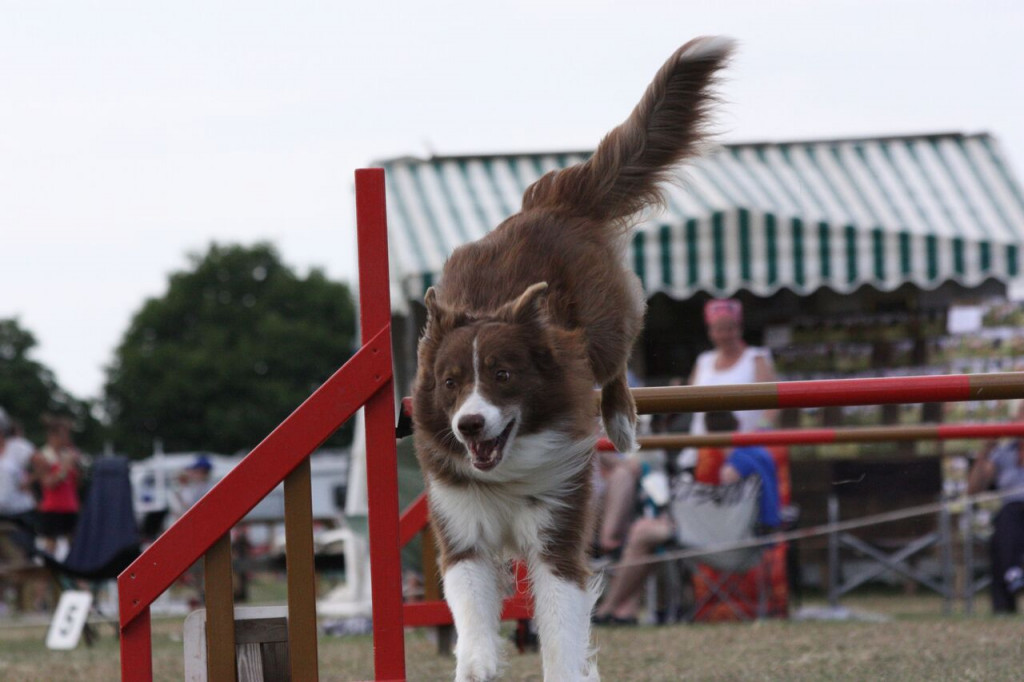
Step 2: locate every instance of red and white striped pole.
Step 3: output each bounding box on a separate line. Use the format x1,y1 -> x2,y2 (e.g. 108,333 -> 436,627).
629,372 -> 1024,414
598,421 -> 1024,451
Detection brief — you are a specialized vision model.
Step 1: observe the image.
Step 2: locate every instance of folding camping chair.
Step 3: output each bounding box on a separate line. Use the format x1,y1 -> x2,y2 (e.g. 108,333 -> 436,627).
35,456 -> 141,644
0,518 -> 52,613
669,474 -> 782,622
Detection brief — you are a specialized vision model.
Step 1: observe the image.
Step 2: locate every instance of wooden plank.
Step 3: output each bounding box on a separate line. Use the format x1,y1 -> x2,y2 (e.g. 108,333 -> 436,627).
182,609 -> 206,682
235,616 -> 288,645
204,535 -> 237,682
260,641 -> 291,682
236,643 -> 264,682
284,457 -> 319,682
183,606 -> 290,681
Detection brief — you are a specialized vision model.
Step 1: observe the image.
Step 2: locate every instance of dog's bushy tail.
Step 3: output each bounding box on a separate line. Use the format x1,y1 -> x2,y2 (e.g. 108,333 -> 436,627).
522,36 -> 734,226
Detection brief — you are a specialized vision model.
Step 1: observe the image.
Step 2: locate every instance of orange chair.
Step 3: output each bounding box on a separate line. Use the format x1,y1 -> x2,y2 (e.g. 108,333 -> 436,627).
681,446 -> 790,622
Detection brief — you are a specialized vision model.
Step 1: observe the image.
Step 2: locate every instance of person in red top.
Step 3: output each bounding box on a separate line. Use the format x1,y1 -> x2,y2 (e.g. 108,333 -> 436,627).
32,414 -> 82,555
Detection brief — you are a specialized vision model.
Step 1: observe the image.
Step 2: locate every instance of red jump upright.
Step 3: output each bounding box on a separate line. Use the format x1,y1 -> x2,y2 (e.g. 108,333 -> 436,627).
355,169 -> 406,682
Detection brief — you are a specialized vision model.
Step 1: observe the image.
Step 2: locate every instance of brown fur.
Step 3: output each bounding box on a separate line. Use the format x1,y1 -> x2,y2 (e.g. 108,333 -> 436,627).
417,39 -> 733,454
409,37 -> 734,674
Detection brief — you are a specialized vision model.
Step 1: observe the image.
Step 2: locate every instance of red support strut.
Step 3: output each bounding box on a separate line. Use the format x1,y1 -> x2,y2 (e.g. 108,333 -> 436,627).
356,169 -> 407,681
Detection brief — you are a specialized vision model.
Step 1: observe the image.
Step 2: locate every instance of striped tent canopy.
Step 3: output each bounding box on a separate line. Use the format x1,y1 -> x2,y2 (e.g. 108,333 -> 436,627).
379,132 -> 1024,306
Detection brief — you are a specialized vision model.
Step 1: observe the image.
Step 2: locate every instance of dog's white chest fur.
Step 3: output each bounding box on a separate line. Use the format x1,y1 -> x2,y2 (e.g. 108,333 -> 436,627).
428,430 -> 594,557
431,482 -> 552,556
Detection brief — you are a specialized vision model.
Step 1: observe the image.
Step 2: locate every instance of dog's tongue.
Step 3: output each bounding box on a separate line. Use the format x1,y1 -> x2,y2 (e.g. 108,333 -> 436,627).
470,439 -> 501,470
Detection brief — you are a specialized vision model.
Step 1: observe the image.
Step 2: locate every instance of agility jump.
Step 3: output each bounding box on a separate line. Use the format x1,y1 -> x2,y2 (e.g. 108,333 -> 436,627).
117,169 -> 1024,682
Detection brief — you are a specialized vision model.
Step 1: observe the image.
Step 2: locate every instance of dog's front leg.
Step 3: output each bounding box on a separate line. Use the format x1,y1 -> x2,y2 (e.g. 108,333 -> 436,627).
528,560 -> 601,682
444,557 -> 504,682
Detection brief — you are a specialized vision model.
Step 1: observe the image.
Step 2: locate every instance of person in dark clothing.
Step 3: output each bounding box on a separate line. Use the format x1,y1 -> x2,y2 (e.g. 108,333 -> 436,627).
968,402 -> 1024,614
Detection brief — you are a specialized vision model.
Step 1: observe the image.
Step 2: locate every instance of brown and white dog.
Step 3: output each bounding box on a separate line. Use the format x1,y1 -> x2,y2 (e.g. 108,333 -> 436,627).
412,37 -> 734,682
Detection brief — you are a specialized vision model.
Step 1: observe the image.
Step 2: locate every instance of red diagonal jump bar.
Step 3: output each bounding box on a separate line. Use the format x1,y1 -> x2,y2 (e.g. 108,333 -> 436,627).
399,492 -> 429,548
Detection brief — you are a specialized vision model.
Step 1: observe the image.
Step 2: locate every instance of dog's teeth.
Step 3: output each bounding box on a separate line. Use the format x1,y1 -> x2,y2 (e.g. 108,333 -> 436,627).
471,440 -> 494,459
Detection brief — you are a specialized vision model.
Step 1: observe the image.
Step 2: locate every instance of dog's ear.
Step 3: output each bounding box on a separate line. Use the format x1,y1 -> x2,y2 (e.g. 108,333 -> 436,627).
498,282 -> 549,326
424,287 -> 442,324
423,287 -> 471,338
522,37 -> 734,225
416,288 -> 450,393
423,287 -> 449,337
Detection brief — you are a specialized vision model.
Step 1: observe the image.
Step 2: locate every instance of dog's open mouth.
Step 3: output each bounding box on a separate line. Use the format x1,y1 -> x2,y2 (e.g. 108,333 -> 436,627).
467,420 -> 516,471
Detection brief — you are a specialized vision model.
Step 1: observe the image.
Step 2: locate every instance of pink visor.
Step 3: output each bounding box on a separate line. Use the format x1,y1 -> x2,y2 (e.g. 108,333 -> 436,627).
704,298 -> 742,325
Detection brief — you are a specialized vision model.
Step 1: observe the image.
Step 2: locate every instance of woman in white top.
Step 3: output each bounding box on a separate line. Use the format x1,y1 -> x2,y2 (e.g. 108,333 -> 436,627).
689,298 -> 776,435
596,298 -> 775,558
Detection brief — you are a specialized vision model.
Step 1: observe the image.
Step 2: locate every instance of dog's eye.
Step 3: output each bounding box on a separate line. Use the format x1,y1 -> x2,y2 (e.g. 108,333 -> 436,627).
495,369 -> 510,382
444,378 -> 457,389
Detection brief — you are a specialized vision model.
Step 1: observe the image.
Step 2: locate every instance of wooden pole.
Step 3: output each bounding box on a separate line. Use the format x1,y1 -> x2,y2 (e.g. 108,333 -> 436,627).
630,372 -> 1024,414
284,458 -> 319,682
204,534 -> 237,682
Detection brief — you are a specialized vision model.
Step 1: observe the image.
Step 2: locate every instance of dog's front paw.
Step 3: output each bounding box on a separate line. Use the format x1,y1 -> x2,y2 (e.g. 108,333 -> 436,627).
454,633 -> 503,682
455,659 -> 499,682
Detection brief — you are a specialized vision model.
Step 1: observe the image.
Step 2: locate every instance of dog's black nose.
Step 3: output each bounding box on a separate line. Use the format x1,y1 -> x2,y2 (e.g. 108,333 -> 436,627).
458,414 -> 485,438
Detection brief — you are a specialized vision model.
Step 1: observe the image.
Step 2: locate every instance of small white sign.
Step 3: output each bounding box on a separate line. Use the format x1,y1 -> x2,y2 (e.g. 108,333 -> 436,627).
46,590 -> 93,650
947,305 -> 984,334
1008,278 -> 1024,302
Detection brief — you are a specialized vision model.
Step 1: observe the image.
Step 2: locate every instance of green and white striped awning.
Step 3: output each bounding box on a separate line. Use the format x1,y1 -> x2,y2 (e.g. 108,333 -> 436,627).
379,132 -> 1024,306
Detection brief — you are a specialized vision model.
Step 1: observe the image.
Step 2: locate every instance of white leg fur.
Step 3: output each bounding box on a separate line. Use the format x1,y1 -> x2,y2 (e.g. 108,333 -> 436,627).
445,558 -> 505,682
528,562 -> 601,682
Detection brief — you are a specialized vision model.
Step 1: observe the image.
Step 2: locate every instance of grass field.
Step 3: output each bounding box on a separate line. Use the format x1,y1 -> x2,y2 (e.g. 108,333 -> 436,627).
1,592 -> 1022,681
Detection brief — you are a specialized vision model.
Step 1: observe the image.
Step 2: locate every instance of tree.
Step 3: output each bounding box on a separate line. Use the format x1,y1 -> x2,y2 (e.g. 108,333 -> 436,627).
0,318 -> 103,450
104,242 -> 357,457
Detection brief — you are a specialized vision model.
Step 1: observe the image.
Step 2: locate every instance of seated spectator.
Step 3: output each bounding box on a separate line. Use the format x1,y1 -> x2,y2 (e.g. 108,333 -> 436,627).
598,300 -> 775,555
592,411 -> 779,625
594,448 -> 646,558
592,371 -> 653,557
967,400 -> 1024,614
172,455 -> 215,516
594,389 -> 688,558
171,455 -> 216,606
716,449 -> 781,532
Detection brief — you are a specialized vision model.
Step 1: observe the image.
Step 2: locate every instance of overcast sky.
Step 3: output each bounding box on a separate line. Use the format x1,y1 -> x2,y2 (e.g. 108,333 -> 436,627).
2,0 -> 1023,403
